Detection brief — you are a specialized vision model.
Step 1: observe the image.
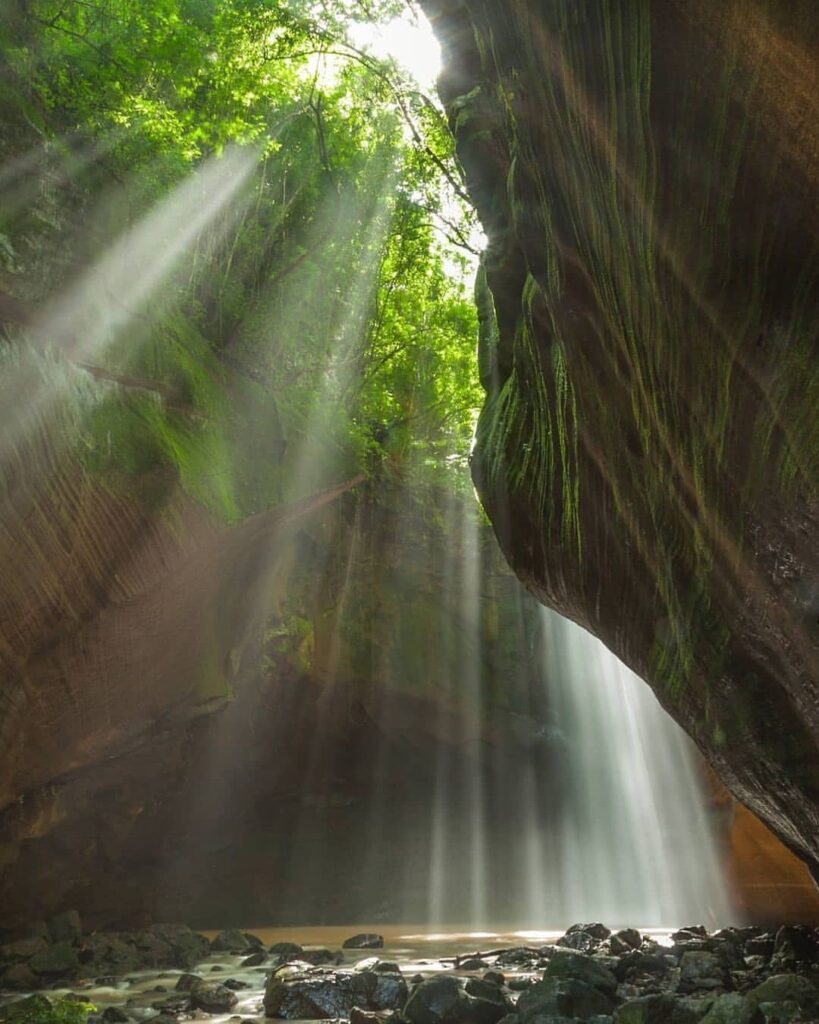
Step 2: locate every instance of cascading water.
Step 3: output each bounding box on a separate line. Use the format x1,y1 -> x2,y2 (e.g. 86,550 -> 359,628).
415,492 -> 734,932
539,608 -> 735,928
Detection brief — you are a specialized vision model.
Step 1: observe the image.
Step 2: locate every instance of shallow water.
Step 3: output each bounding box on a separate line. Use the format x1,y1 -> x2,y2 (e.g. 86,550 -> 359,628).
9,925 -> 676,1022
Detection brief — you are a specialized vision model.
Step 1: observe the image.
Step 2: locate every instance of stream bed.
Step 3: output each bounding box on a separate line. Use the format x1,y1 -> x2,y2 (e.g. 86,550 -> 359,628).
3,922 -> 819,1024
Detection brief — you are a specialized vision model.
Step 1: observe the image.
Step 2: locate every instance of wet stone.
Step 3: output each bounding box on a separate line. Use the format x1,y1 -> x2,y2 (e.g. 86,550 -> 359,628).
151,995 -> 192,1015
744,937 -> 774,960
264,966 -> 354,1019
190,979 -> 240,1013
459,958 -> 489,971
404,975 -> 508,1024
746,974 -> 819,1016
1,937 -> 50,962
301,949 -> 341,966
101,1008 -> 131,1023
544,950 -> 618,997
677,951 -> 730,993
370,962 -> 402,975
609,931 -> 642,956
614,993 -> 705,1024
567,924 -> 611,942
343,935 -> 385,950
175,973 -> 201,991
771,927 -> 817,967
243,952 -> 267,967
672,928 -> 709,942
556,931 -> 597,954
483,972 -> 505,987
269,943 -> 304,962
517,977 -> 614,1021
1,962 -> 38,990
29,942 -> 80,976
699,993 -> 764,1023
495,949 -> 539,968
211,929 -> 251,953
350,1010 -> 383,1024
350,968 -> 408,1010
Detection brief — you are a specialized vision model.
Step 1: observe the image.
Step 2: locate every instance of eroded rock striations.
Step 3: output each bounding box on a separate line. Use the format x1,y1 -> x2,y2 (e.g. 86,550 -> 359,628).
420,1 -> 819,871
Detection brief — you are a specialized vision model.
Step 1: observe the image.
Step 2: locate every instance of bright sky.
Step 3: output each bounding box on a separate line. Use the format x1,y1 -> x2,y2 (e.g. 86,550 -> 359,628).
349,9 -> 485,280
348,11 -> 442,93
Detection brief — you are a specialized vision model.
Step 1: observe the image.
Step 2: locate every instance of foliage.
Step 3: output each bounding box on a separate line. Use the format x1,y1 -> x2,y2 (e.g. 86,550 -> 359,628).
3,996 -> 95,1024
0,0 -> 482,520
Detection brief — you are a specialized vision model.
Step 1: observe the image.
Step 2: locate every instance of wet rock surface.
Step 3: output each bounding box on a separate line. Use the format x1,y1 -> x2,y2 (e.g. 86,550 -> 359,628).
4,923 -> 819,1024
419,0 -> 819,878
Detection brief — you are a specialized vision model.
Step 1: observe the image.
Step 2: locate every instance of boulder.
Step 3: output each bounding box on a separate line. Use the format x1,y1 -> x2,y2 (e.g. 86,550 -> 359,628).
371,962 -> 402,975
210,929 -> 250,953
77,934 -> 141,973
567,924 -> 611,941
269,942 -> 304,962
613,953 -> 669,983
344,935 -> 385,950
672,928 -> 709,942
151,995 -> 192,1015
351,968 -> 408,1011
101,1008 -> 131,1023
516,977 -> 614,1021
149,925 -> 209,968
677,951 -> 730,993
130,932 -> 174,966
223,978 -> 250,991
523,1017 -> 575,1024
743,937 -> 774,960
1,962 -> 38,990
609,932 -> 642,957
0,937 -> 49,963
614,994 -> 705,1024
28,941 -> 80,976
771,926 -> 817,966
699,993 -> 763,1024
301,948 -> 340,966
175,973 -> 202,992
241,952 -> 267,967
556,931 -> 597,954
495,949 -> 539,968
264,965 -> 353,1019
48,911 -> 82,943
350,1011 -> 386,1024
190,980 -> 240,1013
746,974 -> 819,1017
404,975 -> 508,1024
544,950 -> 618,997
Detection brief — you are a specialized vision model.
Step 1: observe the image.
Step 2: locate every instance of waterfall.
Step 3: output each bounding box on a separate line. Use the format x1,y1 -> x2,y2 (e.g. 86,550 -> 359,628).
540,608 -> 735,928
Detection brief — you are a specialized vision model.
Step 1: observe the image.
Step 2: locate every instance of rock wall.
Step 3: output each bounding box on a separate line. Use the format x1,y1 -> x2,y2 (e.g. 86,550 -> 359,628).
0,405 -> 552,927
420,0 -> 819,872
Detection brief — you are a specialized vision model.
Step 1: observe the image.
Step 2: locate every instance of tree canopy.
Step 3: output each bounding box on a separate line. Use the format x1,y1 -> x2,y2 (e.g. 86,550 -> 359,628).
0,0 -> 482,520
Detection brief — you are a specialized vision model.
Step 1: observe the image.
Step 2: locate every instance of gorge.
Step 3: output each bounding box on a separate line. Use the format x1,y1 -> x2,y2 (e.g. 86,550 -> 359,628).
0,0 -> 818,1022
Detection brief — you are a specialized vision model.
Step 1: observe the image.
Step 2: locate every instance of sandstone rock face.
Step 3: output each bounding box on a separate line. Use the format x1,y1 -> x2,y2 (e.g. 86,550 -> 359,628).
420,0 -> 819,873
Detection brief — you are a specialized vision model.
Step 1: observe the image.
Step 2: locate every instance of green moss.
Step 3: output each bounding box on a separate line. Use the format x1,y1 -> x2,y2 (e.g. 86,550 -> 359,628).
2,996 -> 95,1024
